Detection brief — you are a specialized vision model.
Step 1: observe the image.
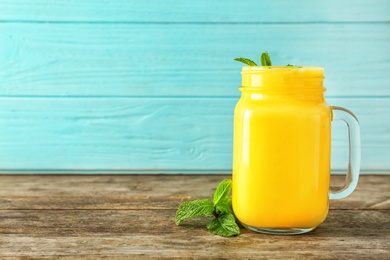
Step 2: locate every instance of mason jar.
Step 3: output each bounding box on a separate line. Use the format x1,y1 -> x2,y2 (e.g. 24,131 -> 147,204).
232,66 -> 360,235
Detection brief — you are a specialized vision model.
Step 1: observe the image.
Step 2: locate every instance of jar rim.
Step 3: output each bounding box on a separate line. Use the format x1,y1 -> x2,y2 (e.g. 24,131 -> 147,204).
240,66 -> 325,91
241,66 -> 324,71
242,66 -> 323,77
241,66 -> 324,81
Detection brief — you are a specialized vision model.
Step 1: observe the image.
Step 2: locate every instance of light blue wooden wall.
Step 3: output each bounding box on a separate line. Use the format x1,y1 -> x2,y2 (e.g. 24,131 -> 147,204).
0,0 -> 389,173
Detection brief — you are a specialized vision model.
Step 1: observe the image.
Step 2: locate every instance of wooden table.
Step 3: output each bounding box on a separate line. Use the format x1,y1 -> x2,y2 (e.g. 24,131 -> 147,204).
0,175 -> 389,259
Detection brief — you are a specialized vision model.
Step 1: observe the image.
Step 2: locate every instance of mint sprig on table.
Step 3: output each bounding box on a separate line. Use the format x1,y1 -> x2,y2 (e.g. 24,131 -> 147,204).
175,179 -> 240,237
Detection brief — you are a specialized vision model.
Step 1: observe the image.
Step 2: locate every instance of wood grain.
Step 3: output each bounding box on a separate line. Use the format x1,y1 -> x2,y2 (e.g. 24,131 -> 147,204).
0,175 -> 388,210
0,97 -> 389,172
1,0 -> 389,22
0,1 -> 389,173
1,23 -> 389,97
0,175 -> 388,258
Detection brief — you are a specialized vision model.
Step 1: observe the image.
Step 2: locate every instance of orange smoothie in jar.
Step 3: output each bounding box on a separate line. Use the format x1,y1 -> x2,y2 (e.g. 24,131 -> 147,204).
232,66 -> 331,233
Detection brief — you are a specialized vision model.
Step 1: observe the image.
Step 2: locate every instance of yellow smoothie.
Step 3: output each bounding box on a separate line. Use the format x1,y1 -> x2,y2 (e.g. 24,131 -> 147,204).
232,66 -> 331,230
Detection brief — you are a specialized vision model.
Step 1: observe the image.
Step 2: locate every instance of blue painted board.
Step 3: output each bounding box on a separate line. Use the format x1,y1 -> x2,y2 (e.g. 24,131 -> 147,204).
0,0 -> 389,173
1,0 -> 389,22
0,97 -> 388,173
1,23 -> 389,97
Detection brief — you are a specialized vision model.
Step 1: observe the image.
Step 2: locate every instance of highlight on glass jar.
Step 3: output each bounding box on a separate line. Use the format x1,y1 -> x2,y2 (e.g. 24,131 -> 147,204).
231,64 -> 361,235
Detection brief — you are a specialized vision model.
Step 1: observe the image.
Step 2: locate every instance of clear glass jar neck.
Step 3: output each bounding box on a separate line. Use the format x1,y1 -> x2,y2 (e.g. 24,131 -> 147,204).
240,66 -> 326,97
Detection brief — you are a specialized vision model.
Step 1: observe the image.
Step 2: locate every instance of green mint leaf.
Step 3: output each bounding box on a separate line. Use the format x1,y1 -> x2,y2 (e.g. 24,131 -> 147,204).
174,179 -> 241,237
175,199 -> 214,225
215,197 -> 232,214
216,203 -> 233,215
234,57 -> 258,66
220,196 -> 232,206
260,51 -> 272,66
207,212 -> 240,237
213,179 -> 232,206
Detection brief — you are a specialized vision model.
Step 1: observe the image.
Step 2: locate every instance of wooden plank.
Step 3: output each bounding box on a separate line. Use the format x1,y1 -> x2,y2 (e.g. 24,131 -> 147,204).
329,175 -> 390,210
0,97 -> 389,172
1,23 -> 389,97
0,174 -> 388,258
0,97 -> 234,172
0,175 -> 224,198
0,209 -> 389,238
0,209 -> 388,258
1,0 -> 388,22
0,175 -> 388,210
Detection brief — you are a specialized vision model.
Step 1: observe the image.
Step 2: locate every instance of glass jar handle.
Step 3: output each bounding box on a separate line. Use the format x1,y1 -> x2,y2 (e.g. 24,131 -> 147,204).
330,106 -> 361,200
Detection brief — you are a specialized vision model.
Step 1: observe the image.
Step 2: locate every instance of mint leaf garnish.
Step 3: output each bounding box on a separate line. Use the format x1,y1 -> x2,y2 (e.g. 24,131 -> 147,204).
234,57 -> 258,66
286,64 -> 303,68
234,51 -> 301,67
261,51 -> 272,66
207,212 -> 240,237
175,199 -> 214,225
175,179 -> 240,237
234,51 -> 272,66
